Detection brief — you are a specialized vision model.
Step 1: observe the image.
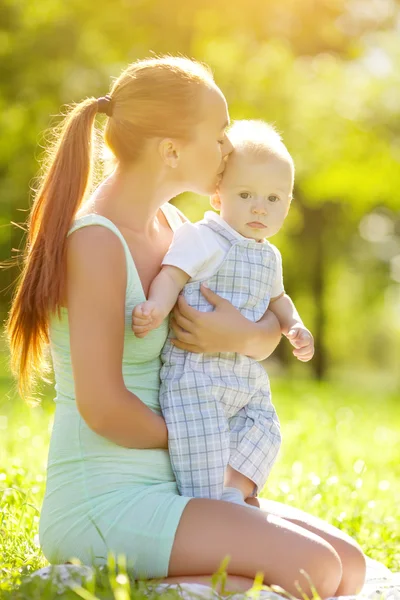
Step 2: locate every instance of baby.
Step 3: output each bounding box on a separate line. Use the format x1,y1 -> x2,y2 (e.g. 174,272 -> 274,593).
132,120 -> 314,506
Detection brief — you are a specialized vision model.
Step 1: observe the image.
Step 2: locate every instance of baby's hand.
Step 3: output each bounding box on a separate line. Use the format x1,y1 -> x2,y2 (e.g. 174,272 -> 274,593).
132,301 -> 164,338
285,325 -> 314,362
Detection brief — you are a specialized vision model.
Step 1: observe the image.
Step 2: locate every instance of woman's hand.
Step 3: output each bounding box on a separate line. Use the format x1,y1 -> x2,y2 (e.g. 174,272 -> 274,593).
170,285 -> 282,359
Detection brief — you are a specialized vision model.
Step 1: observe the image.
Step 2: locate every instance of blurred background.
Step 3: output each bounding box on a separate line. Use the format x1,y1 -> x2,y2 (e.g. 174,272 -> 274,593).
0,0 -> 399,389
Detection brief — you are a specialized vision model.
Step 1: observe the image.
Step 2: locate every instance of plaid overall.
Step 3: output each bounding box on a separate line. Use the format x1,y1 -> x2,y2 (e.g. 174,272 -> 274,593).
160,216 -> 282,499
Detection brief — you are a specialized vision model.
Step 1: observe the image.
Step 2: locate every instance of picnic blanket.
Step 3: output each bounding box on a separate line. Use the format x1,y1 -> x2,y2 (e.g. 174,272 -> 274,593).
28,556 -> 400,599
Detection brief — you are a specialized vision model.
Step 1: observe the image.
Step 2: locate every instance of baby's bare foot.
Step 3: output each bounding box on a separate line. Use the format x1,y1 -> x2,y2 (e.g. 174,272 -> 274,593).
245,496 -> 260,509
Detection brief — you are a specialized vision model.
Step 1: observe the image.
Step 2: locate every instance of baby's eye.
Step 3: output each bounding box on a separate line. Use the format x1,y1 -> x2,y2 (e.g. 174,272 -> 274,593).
217,139 -> 224,145
239,192 -> 251,200
268,195 -> 280,203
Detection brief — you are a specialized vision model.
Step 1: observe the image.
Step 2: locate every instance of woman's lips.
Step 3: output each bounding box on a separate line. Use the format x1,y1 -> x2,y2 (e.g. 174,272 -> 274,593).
247,222 -> 267,229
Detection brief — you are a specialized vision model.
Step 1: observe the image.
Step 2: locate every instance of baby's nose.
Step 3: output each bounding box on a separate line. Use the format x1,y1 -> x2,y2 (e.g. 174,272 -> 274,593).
252,205 -> 267,215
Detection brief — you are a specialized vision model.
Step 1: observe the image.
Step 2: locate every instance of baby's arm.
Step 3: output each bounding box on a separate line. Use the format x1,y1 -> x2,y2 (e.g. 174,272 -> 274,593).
132,266 -> 190,337
269,294 -> 314,362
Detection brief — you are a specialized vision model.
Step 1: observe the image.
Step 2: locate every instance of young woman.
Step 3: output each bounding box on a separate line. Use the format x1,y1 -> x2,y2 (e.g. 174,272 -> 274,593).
6,55 -> 365,598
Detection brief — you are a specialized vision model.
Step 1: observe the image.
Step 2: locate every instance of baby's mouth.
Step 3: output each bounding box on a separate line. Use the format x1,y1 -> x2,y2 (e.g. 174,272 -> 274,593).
247,221 -> 268,229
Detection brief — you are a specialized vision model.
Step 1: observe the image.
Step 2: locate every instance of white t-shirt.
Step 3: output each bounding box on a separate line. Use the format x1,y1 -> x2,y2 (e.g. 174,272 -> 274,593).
162,211 -> 285,300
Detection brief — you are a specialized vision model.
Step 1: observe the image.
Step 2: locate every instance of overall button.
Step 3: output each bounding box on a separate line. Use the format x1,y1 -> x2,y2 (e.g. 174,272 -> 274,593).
186,289 -> 193,295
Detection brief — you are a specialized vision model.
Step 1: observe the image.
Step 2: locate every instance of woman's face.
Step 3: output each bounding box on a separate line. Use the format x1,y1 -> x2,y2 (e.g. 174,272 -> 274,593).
177,85 -> 233,196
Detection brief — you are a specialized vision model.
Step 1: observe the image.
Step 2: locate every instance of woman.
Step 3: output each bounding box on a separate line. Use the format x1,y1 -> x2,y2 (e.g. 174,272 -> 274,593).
6,56 -> 366,598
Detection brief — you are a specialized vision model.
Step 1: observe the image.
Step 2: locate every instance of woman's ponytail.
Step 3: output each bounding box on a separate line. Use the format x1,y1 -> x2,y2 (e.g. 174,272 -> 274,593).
5,98 -> 99,402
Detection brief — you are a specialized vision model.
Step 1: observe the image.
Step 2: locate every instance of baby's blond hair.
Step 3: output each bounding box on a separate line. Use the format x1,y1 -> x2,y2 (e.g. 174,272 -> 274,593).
228,120 -> 294,171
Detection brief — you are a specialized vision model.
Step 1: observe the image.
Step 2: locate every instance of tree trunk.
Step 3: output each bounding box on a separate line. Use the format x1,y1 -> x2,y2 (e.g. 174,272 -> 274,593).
297,202 -> 327,380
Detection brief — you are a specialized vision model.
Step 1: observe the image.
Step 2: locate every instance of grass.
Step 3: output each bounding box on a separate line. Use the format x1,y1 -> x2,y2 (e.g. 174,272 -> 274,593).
0,357 -> 399,598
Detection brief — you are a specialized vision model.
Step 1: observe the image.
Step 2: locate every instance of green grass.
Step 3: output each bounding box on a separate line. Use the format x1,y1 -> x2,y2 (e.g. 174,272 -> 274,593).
1,359 -> 399,598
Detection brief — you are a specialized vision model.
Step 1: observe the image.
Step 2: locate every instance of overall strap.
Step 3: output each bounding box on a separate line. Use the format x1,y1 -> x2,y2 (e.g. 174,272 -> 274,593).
202,218 -> 239,245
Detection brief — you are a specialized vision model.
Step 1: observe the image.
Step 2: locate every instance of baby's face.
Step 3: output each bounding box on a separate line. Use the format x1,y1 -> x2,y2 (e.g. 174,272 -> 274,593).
213,152 -> 293,241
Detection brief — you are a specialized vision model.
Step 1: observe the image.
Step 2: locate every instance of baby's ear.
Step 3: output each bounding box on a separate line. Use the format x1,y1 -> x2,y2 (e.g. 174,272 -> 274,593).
210,192 -> 221,210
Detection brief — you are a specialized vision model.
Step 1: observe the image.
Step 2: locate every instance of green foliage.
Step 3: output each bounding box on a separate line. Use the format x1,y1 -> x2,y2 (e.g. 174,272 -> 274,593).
1,1 -> 400,378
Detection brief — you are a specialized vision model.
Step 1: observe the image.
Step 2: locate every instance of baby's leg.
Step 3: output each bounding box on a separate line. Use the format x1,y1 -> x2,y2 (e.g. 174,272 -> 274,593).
224,464 -> 256,499
161,377 -> 230,499
228,387 -> 281,498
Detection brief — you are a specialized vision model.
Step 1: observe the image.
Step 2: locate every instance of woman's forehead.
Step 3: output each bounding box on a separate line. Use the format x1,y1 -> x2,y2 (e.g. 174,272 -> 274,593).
201,86 -> 229,127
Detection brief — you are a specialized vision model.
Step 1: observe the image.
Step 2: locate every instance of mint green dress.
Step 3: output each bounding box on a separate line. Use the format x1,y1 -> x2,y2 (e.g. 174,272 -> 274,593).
39,204 -> 191,578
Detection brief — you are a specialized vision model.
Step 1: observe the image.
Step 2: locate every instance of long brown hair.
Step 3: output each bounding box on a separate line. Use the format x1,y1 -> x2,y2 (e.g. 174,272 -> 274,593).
5,55 -> 214,402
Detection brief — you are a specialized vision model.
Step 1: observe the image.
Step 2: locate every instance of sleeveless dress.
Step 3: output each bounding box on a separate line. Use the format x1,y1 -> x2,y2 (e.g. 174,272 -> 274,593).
38,203 -> 191,579
160,213 -> 281,500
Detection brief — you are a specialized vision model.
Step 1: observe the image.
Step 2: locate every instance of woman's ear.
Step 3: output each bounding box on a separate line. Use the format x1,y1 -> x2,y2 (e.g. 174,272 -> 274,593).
210,191 -> 222,210
158,139 -> 180,168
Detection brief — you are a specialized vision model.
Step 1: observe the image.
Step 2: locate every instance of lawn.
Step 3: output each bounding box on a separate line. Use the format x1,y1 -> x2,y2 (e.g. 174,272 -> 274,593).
1,356 -> 399,598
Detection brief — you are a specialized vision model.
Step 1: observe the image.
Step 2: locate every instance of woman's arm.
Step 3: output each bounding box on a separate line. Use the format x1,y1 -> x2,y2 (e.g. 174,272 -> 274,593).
247,308 -> 282,361
66,226 -> 168,449
170,285 -> 282,360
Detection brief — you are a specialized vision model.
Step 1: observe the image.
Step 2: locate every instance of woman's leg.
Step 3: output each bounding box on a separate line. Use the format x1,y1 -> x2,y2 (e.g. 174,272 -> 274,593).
257,498 -> 366,595
168,498 -> 342,599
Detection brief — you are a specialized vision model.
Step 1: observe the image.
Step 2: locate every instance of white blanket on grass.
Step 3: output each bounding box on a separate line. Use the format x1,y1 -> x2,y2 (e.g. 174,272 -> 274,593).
28,557 -> 400,599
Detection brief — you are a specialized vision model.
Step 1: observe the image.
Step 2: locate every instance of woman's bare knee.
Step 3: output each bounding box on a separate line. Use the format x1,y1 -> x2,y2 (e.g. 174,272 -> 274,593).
334,541 -> 366,596
283,516 -> 366,595
168,499 -> 343,599
296,526 -> 366,596
298,541 -> 342,599
259,498 -> 366,595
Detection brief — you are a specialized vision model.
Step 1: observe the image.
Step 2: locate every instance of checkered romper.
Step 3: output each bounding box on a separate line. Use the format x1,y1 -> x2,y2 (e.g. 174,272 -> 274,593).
160,217 -> 282,499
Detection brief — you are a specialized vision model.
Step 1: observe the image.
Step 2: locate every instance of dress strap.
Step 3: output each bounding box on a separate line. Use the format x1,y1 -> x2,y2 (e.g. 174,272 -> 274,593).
67,213 -> 139,296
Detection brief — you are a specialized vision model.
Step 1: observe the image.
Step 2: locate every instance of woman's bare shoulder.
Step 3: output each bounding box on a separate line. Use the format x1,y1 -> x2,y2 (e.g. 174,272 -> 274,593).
65,225 -> 127,308
67,224 -> 124,271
